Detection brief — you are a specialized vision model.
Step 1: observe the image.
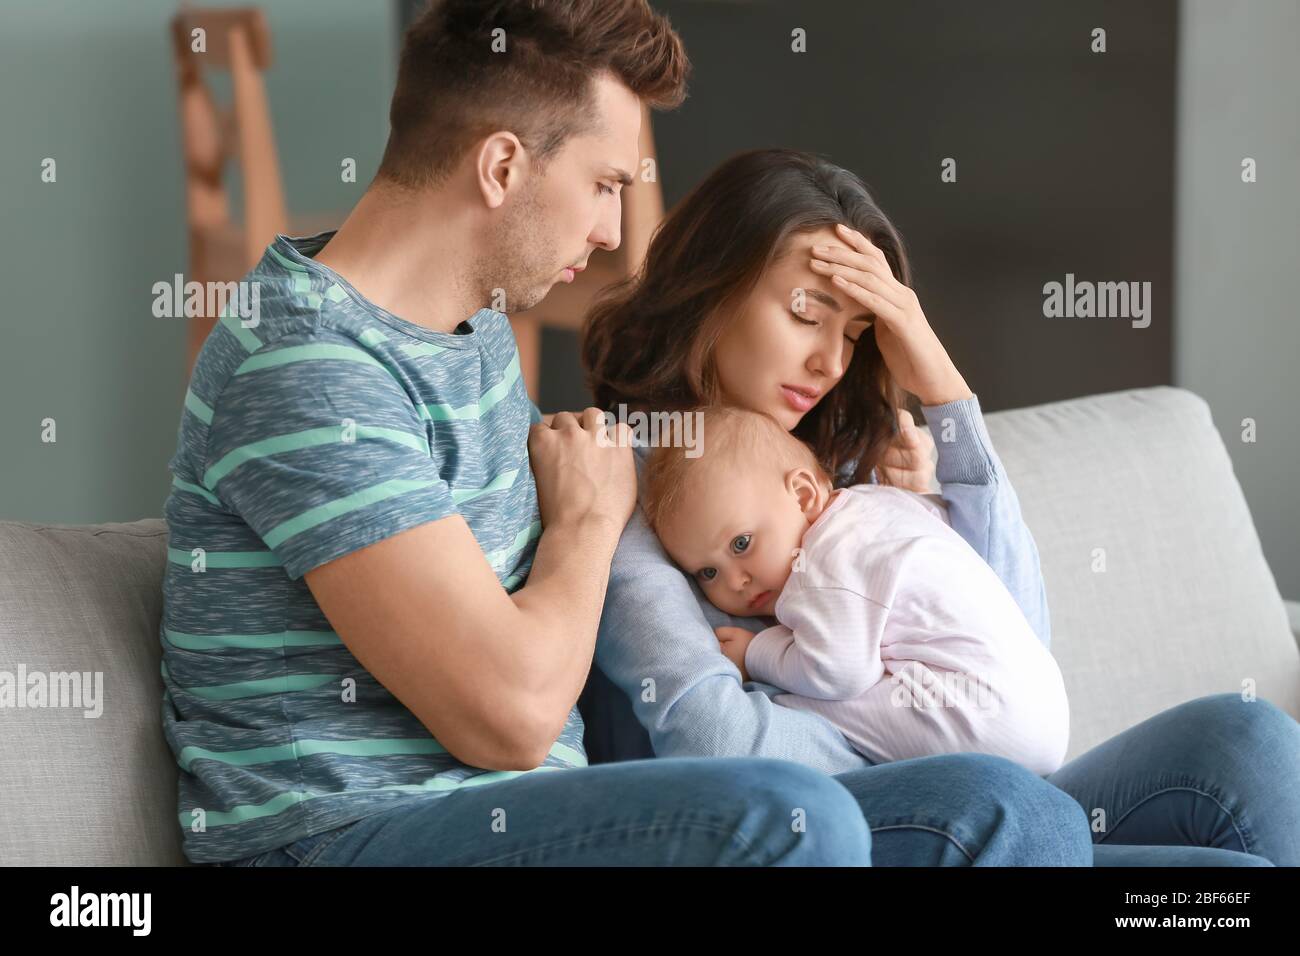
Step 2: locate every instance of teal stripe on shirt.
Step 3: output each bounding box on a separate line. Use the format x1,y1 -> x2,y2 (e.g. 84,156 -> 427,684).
165,666 -> 339,701
203,425 -> 430,489
163,628 -> 341,651
178,736 -> 447,772
185,388 -> 214,424
451,468 -> 519,505
416,350 -> 521,421
178,766 -> 567,829
219,314 -> 263,353
167,547 -> 282,569
261,477 -> 444,549
485,519 -> 542,571
233,343 -> 388,376
172,477 -> 220,505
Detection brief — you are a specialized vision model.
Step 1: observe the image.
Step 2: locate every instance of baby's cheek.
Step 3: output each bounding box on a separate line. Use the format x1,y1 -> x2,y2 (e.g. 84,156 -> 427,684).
773,539 -> 804,583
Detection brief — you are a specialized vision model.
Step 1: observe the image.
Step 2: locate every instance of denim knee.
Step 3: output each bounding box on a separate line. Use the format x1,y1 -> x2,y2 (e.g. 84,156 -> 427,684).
723,758 -> 873,866
1174,694 -> 1300,776
956,753 -> 1092,866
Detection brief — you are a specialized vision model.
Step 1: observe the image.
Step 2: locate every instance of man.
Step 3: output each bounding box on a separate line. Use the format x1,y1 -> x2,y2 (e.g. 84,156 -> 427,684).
161,0 -> 872,866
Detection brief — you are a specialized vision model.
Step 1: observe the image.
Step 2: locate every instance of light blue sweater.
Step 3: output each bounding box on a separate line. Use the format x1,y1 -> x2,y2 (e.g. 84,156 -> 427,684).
591,394 -> 1051,775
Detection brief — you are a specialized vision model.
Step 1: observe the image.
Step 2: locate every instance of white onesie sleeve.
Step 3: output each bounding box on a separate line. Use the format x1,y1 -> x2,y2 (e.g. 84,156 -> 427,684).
745,581 -> 888,700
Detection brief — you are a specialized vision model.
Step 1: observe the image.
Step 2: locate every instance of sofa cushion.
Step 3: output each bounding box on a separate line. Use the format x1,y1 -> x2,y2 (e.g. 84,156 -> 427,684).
0,519 -> 186,865
982,386 -> 1300,759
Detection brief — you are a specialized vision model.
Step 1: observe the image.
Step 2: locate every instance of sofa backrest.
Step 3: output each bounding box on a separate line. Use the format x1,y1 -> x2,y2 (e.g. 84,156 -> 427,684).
981,386 -> 1299,757
1,386 -> 1295,865
0,519 -> 186,865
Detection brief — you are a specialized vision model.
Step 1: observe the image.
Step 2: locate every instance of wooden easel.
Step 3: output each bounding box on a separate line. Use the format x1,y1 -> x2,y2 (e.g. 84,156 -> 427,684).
170,6 -> 336,372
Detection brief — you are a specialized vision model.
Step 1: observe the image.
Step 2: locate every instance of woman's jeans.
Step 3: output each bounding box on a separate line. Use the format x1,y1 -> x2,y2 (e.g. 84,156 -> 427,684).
219,693 -> 1297,866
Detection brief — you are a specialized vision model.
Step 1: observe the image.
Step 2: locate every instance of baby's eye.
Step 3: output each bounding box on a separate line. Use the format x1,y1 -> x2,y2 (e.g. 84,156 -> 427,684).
698,567 -> 717,582
731,533 -> 751,554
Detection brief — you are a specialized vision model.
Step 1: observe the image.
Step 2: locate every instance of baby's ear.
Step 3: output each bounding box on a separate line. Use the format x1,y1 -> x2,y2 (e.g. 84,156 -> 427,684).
786,467 -> 823,516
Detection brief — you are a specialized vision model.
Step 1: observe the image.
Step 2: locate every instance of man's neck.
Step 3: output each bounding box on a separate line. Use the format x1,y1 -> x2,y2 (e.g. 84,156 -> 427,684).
313,181 -> 483,334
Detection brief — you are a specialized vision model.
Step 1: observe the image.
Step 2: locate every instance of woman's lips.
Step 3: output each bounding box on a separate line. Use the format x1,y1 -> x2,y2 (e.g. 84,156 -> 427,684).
780,385 -> 818,413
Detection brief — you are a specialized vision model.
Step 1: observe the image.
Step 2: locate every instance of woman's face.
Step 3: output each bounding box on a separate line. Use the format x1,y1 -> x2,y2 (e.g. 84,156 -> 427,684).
712,227 -> 876,431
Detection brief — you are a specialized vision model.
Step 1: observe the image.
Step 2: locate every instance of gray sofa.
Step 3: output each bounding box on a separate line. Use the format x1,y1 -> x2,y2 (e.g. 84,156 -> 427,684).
2,386 -> 1297,866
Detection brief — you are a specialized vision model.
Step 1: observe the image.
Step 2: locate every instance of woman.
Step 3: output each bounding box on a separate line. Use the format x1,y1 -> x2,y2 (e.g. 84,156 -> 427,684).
579,148 -> 1299,865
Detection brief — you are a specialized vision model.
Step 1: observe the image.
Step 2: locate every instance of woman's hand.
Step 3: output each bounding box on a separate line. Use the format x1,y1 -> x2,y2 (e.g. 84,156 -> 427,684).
715,626 -> 755,682
810,224 -> 973,407
876,409 -> 937,493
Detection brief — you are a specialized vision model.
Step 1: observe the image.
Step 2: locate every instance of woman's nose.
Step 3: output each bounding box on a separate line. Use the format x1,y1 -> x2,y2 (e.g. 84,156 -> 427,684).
808,345 -> 843,381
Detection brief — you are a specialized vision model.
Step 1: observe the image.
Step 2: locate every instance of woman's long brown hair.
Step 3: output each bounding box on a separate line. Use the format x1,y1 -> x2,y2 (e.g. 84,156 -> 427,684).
581,148 -> 913,485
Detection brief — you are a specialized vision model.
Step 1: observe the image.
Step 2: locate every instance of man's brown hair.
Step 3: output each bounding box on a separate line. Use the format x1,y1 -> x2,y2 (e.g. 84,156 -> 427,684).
378,0 -> 689,189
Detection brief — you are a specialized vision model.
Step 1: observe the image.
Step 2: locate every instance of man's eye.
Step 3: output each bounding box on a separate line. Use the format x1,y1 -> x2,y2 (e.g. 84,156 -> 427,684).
698,567 -> 717,582
731,533 -> 751,554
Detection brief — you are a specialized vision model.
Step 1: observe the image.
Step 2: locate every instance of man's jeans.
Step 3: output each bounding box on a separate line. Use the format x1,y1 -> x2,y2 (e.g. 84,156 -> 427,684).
218,752 -> 1089,866
219,690 -> 1295,867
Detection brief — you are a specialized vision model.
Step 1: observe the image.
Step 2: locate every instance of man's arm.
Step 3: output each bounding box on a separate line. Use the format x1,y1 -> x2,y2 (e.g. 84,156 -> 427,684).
204,331 -> 634,773
306,507 -> 622,772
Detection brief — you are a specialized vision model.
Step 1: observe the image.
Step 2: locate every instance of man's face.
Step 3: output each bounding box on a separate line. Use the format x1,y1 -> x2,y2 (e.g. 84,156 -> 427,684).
484,72 -> 642,313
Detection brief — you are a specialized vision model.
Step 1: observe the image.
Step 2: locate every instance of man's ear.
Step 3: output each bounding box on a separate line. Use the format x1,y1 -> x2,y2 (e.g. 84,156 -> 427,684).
785,467 -> 825,519
474,131 -> 528,210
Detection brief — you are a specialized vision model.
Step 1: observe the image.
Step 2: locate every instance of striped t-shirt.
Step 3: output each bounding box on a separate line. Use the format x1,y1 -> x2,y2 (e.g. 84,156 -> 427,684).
160,231 -> 587,864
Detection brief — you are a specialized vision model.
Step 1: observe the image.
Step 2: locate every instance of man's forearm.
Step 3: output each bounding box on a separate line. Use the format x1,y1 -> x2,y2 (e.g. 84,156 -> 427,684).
510,514 -> 624,722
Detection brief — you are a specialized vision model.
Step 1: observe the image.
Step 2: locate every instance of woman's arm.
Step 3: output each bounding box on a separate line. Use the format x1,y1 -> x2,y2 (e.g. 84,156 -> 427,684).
921,393 -> 1052,648
811,225 -> 1051,649
593,499 -> 871,775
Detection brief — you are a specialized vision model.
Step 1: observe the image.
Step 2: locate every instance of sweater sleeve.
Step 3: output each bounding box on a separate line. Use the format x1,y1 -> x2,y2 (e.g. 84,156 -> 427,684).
920,394 -> 1052,648
592,500 -> 871,775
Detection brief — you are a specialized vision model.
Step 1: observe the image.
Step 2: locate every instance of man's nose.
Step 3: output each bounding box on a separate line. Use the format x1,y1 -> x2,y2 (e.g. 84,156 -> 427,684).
590,199 -> 622,253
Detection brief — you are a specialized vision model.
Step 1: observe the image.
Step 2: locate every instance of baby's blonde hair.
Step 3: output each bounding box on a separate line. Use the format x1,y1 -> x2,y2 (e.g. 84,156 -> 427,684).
642,405 -> 831,536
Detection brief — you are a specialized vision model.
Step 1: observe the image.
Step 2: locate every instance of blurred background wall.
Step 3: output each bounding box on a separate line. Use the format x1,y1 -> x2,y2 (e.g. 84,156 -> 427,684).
0,0 -> 397,522
0,0 -> 1295,599
1174,0 -> 1300,611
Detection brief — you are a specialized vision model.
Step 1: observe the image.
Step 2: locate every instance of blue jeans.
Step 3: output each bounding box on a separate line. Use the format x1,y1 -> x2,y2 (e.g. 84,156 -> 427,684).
219,689 -> 1296,866
1049,694 -> 1296,866
218,752 -> 1088,866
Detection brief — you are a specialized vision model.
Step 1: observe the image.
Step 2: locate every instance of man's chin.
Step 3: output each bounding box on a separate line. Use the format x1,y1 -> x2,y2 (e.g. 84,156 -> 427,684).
498,286 -> 549,314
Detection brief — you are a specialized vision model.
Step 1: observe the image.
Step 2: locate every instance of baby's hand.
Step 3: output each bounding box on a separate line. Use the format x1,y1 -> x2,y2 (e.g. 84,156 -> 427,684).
715,626 -> 755,682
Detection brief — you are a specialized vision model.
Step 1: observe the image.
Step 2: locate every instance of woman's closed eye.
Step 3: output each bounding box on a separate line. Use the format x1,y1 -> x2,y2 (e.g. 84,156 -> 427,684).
791,310 -> 865,345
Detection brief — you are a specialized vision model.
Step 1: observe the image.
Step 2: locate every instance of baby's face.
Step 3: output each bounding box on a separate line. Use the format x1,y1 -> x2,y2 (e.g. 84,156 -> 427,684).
658,466 -> 826,619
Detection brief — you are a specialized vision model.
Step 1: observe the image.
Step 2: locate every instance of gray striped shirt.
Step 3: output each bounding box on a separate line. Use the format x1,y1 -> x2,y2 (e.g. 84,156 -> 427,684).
160,232 -> 585,864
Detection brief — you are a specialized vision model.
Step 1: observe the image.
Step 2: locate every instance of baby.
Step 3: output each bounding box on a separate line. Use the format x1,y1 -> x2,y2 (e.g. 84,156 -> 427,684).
641,405 -> 1070,775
